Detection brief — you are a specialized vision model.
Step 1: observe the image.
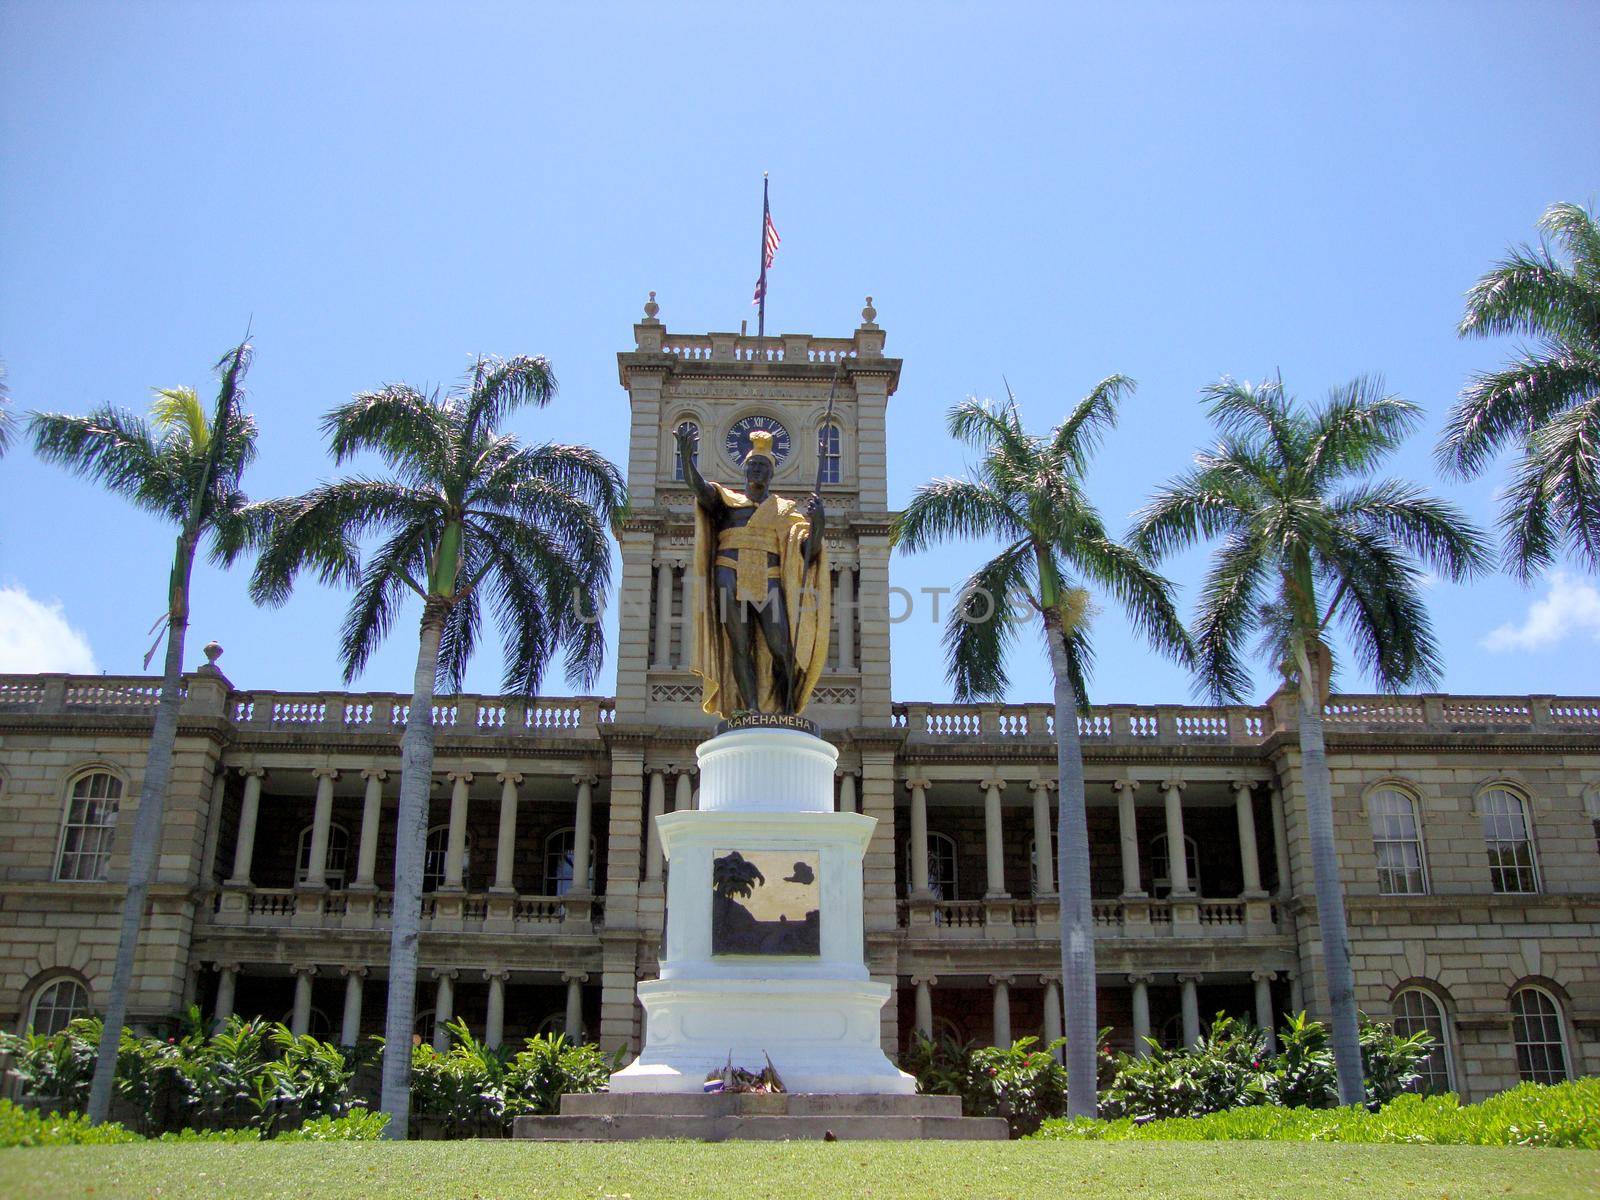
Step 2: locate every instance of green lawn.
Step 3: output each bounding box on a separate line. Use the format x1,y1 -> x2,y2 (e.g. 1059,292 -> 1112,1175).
2,1140 -> 1597,1200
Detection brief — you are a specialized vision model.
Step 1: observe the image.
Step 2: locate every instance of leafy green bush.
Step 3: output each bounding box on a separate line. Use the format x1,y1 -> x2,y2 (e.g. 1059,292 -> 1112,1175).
0,1099 -> 139,1147
904,1032 -> 1111,1136
277,1110 -> 390,1141
503,1032 -> 615,1118
1035,1079 -> 1600,1148
0,1018 -> 101,1114
1100,1012 -> 1432,1121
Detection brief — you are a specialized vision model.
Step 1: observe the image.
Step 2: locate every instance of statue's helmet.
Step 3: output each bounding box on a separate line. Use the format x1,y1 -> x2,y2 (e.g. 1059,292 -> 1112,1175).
744,429 -> 777,469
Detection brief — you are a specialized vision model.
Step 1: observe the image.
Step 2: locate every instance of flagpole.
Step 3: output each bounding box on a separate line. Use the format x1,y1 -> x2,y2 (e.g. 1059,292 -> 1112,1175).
757,172 -> 769,337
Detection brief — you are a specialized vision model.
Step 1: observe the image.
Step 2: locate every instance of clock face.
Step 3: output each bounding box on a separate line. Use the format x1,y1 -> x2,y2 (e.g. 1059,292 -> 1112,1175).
724,414 -> 792,469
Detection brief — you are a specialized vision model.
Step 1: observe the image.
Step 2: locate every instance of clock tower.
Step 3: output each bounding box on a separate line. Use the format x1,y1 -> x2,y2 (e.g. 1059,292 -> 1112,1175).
612,294 -> 901,731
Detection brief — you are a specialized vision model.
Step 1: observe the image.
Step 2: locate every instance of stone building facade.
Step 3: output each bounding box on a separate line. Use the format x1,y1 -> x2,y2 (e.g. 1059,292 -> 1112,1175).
1,303 -> 1596,1100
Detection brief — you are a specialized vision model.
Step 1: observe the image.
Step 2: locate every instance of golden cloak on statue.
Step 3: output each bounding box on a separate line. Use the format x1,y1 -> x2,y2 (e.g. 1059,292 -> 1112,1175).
687,434 -> 831,719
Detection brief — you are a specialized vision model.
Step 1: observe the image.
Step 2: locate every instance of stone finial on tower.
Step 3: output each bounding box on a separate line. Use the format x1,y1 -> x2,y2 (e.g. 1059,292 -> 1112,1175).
200,640 -> 224,673
643,290 -> 661,323
860,296 -> 878,329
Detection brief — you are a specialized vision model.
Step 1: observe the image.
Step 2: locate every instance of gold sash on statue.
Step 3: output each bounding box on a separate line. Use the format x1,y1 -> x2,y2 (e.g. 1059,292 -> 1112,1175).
715,524 -> 785,602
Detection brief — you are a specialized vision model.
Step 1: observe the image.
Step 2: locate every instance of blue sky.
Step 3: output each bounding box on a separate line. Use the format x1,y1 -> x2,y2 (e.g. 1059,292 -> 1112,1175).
2,1 -> 1597,706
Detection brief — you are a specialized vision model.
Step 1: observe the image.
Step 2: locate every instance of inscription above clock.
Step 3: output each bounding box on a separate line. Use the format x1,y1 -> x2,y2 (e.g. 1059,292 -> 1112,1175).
724,414 -> 792,468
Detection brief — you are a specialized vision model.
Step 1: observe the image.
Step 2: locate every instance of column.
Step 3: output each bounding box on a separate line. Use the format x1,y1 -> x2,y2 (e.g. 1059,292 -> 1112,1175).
907,779 -> 931,896
1129,974 -> 1152,1056
213,963 -> 239,1027
674,768 -> 694,816
1115,779 -> 1143,895
1042,976 -> 1063,1060
485,970 -> 508,1050
290,966 -> 316,1037
990,975 -> 1012,1047
1270,785 -> 1291,897
676,563 -> 694,669
1288,972 -> 1304,1018
444,772 -> 472,890
493,773 -> 521,892
650,561 -> 674,669
340,967 -> 365,1045
571,775 -> 596,892
1253,971 -> 1277,1052
645,770 -> 667,882
1234,781 -> 1263,895
303,768 -> 338,888
837,770 -> 857,815
564,973 -> 587,1039
1162,780 -> 1190,895
982,778 -> 1007,898
354,769 -> 385,887
836,565 -> 855,671
1179,974 -> 1201,1048
1030,780 -> 1056,896
227,769 -> 264,883
433,970 -> 457,1051
912,976 -> 934,1040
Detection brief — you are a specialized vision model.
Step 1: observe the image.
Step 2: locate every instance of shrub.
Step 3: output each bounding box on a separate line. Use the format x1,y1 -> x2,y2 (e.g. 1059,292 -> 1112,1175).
1099,1012 -> 1431,1122
904,1032 -> 1111,1137
0,1018 -> 102,1113
0,1099 -> 139,1147
1033,1078 -> 1600,1148
277,1110 -> 390,1141
502,1032 -> 616,1118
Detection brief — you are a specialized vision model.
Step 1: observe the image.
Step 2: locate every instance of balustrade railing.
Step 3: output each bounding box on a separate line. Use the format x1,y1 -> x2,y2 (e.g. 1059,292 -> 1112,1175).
897,894 -> 1278,938
208,887 -> 597,931
894,701 -> 1273,745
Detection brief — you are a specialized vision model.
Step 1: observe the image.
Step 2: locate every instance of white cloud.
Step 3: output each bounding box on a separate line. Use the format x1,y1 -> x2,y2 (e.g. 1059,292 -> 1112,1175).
0,586 -> 99,673
1482,572 -> 1600,653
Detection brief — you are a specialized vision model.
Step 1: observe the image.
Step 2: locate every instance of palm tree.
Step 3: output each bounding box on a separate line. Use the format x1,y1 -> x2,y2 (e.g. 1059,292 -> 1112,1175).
892,380 -> 1191,1118
249,355 -> 625,1138
1439,201 -> 1600,578
29,342 -> 260,1123
1132,374 -> 1490,1106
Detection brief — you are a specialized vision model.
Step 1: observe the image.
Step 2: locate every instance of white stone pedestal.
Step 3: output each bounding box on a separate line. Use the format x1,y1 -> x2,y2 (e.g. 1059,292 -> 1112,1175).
611,727 -> 913,1094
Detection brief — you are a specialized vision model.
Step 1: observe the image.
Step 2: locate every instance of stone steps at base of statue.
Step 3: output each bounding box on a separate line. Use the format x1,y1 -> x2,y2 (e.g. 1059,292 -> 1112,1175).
511,1110 -> 1009,1142
560,1091 -> 961,1118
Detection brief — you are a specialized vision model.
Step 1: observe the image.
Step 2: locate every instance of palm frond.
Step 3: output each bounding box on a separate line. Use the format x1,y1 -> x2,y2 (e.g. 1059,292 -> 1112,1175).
1537,201 -> 1600,276
1301,376 -> 1418,483
946,396 -> 1035,467
1458,244 -> 1600,347
462,355 -> 557,442
1331,479 -> 1493,581
1201,376 -> 1297,465
1190,528 -> 1270,704
336,525 -> 431,683
1070,530 -> 1193,668
151,386 -> 209,453
476,442 -> 627,526
1437,352 -> 1600,478
1324,529 -> 1442,692
1130,463 -> 1254,560
942,540 -> 1034,701
892,477 -> 1024,551
1050,374 -> 1133,472
323,385 -> 454,480
1510,396 -> 1600,576
28,407 -> 186,521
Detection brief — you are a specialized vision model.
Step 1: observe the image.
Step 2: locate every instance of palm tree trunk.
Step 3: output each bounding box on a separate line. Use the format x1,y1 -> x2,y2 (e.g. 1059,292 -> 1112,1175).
86,541 -> 194,1123
378,605 -> 445,1139
1044,609 -> 1097,1118
1296,682 -> 1365,1106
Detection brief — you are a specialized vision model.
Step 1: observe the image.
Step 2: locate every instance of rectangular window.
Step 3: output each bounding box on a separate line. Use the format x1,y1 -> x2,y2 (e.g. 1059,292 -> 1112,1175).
1481,789 -> 1539,894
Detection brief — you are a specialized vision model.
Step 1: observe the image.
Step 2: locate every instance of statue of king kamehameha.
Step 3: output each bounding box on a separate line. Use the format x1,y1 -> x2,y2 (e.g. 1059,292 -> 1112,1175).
676,425 -> 830,719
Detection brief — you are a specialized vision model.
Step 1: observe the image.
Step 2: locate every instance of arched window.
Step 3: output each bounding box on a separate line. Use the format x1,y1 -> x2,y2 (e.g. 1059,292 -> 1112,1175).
27,976 -> 90,1035
931,1016 -> 964,1047
422,826 -> 470,893
1149,833 -> 1201,898
673,420 -> 699,481
905,832 -> 959,901
535,1011 -> 574,1038
1392,988 -> 1453,1094
1369,787 -> 1428,895
296,823 -> 351,890
1158,1012 -> 1185,1050
56,770 -> 122,881
1480,787 -> 1539,893
817,422 -> 842,485
544,827 -> 596,894
1510,987 -> 1570,1085
413,1008 -> 435,1047
279,1006 -> 334,1040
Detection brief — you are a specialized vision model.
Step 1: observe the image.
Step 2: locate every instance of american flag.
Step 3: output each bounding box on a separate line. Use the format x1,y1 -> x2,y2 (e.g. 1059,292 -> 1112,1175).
752,212 -> 780,305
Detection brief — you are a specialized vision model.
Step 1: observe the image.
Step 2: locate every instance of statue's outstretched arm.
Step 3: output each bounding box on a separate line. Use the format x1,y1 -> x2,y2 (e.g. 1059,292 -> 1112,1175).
677,430 -> 721,513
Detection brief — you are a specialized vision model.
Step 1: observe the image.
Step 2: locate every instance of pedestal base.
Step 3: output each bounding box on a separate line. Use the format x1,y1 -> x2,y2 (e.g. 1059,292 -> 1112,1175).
612,977 -> 913,1094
